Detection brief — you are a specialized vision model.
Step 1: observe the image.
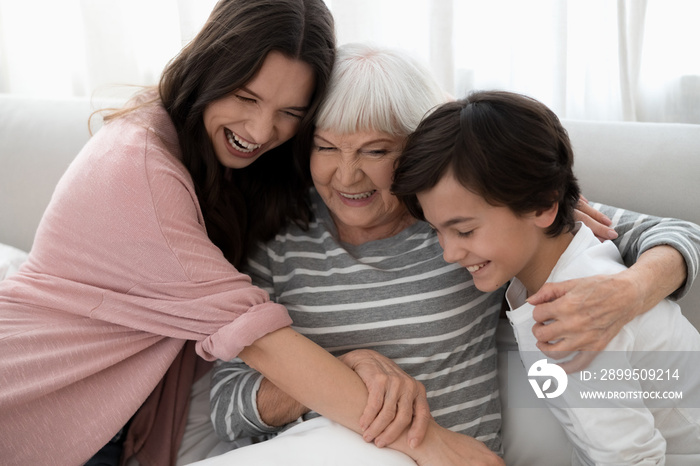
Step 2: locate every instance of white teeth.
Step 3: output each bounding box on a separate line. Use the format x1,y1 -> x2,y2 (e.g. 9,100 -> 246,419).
225,128 -> 261,153
339,191 -> 376,200
466,263 -> 487,273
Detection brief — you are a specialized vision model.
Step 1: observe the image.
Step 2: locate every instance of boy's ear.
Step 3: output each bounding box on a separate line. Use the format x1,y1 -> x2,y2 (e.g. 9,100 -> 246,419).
534,202 -> 559,229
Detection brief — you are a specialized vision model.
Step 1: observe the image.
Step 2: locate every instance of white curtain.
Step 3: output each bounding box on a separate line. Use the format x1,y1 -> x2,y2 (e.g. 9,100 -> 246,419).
1,0 -> 698,122
0,0 -> 218,100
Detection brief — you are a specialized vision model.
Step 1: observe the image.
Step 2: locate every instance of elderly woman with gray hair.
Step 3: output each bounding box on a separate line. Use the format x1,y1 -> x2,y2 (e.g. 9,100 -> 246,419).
199,43 -> 700,465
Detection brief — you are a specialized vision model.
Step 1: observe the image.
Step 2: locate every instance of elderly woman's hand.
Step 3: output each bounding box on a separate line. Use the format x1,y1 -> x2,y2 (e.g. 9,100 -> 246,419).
526,272 -> 643,373
338,349 -> 432,449
574,196 -> 618,241
408,420 -> 505,466
529,198 -> 688,373
523,196 -> 631,373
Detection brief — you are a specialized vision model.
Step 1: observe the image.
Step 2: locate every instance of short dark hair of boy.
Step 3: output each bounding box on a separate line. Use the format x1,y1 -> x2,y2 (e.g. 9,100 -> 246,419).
392,90 -> 581,237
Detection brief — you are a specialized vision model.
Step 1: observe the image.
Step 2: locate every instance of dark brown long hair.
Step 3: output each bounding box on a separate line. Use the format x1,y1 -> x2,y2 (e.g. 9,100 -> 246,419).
159,0 -> 335,267
393,91 -> 580,237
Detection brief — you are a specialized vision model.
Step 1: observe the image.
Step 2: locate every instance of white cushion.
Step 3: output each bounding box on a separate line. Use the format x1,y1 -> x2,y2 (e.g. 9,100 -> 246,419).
189,417 -> 415,466
0,242 -> 28,280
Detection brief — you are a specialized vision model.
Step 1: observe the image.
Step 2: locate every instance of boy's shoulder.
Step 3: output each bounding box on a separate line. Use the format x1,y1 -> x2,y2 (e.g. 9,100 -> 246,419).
549,223 -> 626,283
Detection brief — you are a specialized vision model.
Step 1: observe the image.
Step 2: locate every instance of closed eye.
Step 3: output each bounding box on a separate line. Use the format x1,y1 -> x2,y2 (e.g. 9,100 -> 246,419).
235,94 -> 256,104
457,230 -> 474,238
362,148 -> 401,158
283,110 -> 305,120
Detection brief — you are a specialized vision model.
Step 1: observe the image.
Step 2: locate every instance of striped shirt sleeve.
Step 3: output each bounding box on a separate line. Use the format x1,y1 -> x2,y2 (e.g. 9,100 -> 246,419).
209,241 -> 284,441
209,357 -> 280,441
594,202 -> 700,299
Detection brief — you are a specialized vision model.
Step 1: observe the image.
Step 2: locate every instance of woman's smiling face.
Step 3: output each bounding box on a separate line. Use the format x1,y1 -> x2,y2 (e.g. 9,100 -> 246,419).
204,51 -> 315,169
310,128 -> 414,244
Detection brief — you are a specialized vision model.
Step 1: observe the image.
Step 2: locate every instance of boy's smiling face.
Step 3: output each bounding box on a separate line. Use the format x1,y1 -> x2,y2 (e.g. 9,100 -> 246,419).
417,172 -> 547,293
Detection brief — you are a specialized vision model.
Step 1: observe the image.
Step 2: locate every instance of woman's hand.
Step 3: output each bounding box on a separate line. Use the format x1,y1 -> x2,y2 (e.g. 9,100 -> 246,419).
574,196 -> 618,241
528,273 -> 642,372
406,420 -> 504,466
528,238 -> 687,374
532,198 -> 689,373
338,349 -> 431,449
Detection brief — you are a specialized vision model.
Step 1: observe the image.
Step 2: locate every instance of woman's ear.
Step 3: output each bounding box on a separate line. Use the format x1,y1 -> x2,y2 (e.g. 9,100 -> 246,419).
534,202 -> 559,229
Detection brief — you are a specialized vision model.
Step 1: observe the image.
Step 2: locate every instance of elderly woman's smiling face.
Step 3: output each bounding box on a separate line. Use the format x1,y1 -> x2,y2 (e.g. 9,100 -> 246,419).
310,128 -> 415,244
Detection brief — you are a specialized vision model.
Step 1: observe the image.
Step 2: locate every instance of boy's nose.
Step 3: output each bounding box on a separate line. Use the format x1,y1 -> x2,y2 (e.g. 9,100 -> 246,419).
441,239 -> 465,264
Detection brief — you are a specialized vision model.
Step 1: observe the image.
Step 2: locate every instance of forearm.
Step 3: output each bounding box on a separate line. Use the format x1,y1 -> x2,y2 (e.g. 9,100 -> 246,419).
596,202 -> 700,299
530,205 -> 699,364
257,377 -> 310,426
388,420 -> 504,465
239,327 -> 371,436
622,245 -> 686,317
241,328 -> 503,465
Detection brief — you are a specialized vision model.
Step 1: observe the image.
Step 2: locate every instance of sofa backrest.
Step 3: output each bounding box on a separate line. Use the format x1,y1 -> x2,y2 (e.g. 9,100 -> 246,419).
567,119 -> 700,223
566,119 -> 700,328
1,94 -> 117,252
1,94 -> 699,327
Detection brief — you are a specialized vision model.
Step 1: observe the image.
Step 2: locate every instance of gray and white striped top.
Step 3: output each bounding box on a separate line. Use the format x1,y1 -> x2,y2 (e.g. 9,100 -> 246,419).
210,190 -> 700,453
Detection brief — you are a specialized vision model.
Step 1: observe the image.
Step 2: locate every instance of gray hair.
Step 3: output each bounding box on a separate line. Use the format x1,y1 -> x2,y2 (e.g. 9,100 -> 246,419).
315,43 -> 447,136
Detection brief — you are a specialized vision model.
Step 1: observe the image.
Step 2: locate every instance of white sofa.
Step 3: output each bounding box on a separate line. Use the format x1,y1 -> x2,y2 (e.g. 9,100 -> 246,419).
2,93 -> 700,464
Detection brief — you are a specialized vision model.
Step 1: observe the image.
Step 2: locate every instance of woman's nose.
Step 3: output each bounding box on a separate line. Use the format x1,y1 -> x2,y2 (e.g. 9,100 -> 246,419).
247,114 -> 275,143
335,156 -> 363,186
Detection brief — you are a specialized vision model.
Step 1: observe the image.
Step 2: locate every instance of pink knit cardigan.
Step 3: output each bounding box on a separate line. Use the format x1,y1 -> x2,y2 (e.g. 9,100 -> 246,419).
0,102 -> 292,465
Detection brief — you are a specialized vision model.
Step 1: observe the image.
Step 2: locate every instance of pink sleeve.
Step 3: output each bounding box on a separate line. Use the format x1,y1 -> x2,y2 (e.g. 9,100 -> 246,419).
24,120 -> 292,361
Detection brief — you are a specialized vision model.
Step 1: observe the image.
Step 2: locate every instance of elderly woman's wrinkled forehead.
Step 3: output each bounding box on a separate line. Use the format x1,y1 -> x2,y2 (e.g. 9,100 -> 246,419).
315,43 -> 447,137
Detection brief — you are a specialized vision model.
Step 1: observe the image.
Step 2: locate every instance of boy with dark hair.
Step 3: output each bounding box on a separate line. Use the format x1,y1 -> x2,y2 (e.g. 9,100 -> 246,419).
392,90 -> 700,465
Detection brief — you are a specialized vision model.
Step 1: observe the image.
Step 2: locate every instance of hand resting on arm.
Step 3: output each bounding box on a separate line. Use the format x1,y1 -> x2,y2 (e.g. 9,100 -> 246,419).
338,349 -> 431,448
240,327 -> 504,465
256,348 -> 431,448
528,201 -> 698,372
338,351 -> 503,465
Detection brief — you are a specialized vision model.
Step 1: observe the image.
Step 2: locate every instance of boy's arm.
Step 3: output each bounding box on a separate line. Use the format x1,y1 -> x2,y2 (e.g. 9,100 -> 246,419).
529,203 -> 700,371
515,333 -> 666,464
